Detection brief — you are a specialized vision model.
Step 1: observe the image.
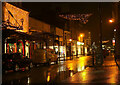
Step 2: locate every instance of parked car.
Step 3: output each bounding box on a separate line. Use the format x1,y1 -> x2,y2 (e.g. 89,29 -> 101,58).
2,53 -> 33,73
31,48 -> 58,65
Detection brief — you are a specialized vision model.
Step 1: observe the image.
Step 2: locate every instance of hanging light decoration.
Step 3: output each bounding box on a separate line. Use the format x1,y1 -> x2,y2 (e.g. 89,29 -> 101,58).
59,13 -> 92,24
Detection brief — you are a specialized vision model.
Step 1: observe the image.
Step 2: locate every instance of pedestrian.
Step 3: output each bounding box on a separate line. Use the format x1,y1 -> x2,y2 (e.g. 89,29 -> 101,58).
91,42 -> 97,66
95,46 -> 101,65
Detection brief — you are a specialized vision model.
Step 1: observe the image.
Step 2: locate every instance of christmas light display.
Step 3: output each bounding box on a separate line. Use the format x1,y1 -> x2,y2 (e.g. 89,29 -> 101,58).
59,13 -> 92,24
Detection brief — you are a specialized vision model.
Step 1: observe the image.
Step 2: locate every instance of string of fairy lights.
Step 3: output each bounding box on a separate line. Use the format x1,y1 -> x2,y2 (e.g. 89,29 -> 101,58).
59,13 -> 92,24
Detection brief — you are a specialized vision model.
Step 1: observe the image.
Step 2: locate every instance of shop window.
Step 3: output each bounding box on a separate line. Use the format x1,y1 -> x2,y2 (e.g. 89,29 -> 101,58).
7,43 -> 16,53
25,41 -> 30,58
18,40 -> 24,57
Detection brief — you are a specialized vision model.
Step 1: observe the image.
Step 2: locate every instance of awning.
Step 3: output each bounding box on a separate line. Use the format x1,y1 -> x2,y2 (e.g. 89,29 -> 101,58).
2,28 -> 32,40
30,31 -> 62,42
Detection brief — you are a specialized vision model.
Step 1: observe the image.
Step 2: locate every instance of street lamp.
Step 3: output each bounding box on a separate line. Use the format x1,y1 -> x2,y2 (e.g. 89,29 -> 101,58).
98,3 -> 103,65
69,38 -> 72,42
78,33 -> 84,42
109,19 -> 114,23
109,19 -> 116,54
80,34 -> 84,38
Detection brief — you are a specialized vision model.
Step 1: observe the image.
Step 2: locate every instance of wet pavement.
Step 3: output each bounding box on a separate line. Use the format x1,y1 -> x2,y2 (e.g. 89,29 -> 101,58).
62,55 -> 120,83
115,57 -> 120,69
2,55 -> 92,85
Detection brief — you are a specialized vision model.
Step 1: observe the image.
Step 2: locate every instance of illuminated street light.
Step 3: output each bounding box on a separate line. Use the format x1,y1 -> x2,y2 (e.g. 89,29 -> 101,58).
78,33 -> 84,42
69,38 -> 72,42
109,19 -> 116,47
109,19 -> 114,23
59,13 -> 92,24
80,34 -> 84,37
114,29 -> 116,32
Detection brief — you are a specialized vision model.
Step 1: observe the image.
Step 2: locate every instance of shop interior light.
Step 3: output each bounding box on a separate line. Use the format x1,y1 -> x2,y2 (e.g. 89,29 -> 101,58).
77,41 -> 84,45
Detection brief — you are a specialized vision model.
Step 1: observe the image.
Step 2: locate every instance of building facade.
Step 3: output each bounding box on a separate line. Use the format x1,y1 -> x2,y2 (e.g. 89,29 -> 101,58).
2,2 -> 31,58
29,17 -> 64,60
112,2 -> 120,58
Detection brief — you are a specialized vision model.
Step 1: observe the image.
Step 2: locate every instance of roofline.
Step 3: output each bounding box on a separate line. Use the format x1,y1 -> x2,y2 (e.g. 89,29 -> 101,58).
6,2 -> 30,13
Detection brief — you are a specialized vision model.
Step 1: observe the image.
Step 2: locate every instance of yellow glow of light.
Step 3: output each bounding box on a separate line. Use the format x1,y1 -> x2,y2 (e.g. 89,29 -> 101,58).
80,34 -> 84,37
69,39 -> 72,42
70,71 -> 73,77
80,34 -> 83,37
81,71 -> 87,81
78,66 -> 85,72
67,63 -> 73,71
77,58 -> 85,72
79,58 -> 85,67
5,43 -> 7,53
78,36 -> 80,41
85,47 -> 87,54
82,66 -> 85,71
78,33 -> 84,41
47,72 -> 50,82
109,19 -> 114,23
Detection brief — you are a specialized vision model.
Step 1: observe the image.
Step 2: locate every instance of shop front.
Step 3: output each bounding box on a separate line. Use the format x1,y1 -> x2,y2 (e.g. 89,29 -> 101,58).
77,41 -> 84,55
3,29 -> 32,58
2,2 -> 30,58
71,40 -> 77,56
5,38 -> 31,58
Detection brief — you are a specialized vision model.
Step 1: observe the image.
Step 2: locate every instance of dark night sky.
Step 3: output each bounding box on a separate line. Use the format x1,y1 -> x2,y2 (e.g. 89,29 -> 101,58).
15,2 -> 113,44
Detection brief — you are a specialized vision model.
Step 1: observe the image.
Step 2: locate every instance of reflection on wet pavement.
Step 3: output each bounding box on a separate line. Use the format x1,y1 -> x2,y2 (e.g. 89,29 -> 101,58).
62,55 -> 120,83
47,72 -> 50,82
2,56 -> 92,84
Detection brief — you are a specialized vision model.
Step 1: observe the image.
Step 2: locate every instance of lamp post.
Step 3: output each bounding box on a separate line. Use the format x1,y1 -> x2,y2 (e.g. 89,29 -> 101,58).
80,33 -> 84,55
108,18 -> 116,59
109,18 -> 115,47
78,34 -> 84,42
99,3 -> 103,65
99,3 -> 115,65
98,4 -> 114,65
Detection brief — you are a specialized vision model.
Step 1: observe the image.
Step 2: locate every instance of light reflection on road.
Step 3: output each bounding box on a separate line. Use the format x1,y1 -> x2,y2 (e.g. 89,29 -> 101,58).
47,72 -> 51,82
2,56 -> 92,84
62,55 -> 120,83
81,71 -> 87,81
27,77 -> 30,84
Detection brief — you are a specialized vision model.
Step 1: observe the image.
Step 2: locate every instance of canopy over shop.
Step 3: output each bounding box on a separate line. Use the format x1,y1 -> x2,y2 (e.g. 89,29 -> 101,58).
3,28 -> 33,58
